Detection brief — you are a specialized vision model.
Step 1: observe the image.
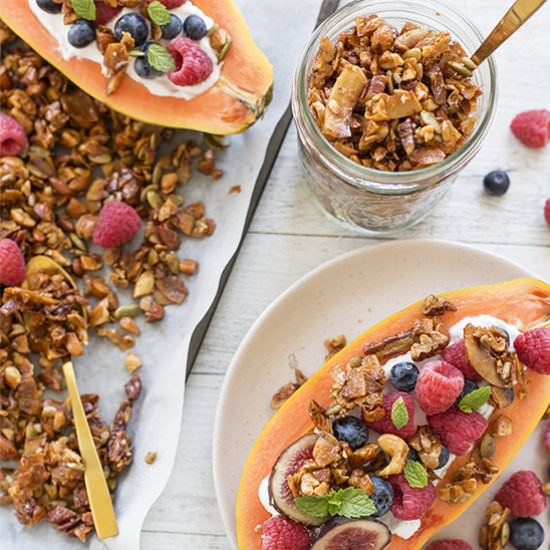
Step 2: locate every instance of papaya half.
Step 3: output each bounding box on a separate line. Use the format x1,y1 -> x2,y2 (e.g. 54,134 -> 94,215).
237,277 -> 550,549
0,0 -> 273,134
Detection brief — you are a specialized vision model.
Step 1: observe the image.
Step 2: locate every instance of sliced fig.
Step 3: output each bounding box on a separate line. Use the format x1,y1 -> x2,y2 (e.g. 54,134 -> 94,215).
312,518 -> 391,550
268,433 -> 325,526
464,324 -> 506,388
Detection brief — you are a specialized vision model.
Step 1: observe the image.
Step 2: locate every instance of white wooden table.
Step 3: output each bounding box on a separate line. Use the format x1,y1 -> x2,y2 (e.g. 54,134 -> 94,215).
139,1 -> 550,547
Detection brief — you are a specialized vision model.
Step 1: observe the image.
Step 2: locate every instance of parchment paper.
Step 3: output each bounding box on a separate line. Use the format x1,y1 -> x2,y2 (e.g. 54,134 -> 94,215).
0,0 -> 321,548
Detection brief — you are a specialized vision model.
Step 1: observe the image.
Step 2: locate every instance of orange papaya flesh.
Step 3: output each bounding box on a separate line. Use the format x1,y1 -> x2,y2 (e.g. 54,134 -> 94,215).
237,277 -> 550,550
0,0 -> 273,134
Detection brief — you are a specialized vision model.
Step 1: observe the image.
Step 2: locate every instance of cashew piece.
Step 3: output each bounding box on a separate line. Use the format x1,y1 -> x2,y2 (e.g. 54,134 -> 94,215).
377,434 -> 409,477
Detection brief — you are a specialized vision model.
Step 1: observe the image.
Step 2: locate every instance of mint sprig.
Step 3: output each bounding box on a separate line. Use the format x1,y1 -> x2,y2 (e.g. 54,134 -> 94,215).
147,1 -> 172,26
71,0 -> 96,21
147,43 -> 176,73
404,460 -> 428,488
391,396 -> 409,430
458,385 -> 491,413
295,487 -> 376,519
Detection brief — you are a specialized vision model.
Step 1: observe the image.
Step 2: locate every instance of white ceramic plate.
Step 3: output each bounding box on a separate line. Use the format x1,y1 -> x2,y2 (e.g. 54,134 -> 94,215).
213,239 -> 548,548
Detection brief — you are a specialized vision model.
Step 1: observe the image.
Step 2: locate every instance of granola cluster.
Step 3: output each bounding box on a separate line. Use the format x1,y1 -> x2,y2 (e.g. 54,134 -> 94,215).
308,14 -> 482,171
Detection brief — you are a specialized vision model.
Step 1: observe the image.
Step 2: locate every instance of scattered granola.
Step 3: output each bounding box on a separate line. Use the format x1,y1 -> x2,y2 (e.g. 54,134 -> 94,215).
479,500 -> 511,550
144,451 -> 157,465
324,334 -> 347,358
271,368 -> 308,410
308,14 -> 482,171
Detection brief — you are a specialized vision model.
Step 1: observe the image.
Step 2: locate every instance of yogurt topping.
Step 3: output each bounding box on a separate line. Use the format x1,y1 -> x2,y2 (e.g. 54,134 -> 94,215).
28,2 -> 222,100
256,314 -> 521,539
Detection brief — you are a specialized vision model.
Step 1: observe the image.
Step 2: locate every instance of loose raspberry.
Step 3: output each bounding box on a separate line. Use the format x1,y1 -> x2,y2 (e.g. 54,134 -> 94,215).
495,471 -> 547,517
92,200 -> 141,248
545,198 -> 550,227
261,516 -> 311,550
167,37 -> 213,87
144,0 -> 186,7
416,361 -> 464,415
511,109 -> 550,148
365,391 -> 417,439
0,113 -> 28,157
428,408 -> 487,455
515,328 -> 550,375
389,474 -> 436,520
544,420 -> 550,454
425,540 -> 473,550
442,340 -> 481,381
95,2 -> 122,25
0,239 -> 26,287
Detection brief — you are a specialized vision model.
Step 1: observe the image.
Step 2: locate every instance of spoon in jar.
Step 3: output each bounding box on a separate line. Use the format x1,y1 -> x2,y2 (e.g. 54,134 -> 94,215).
471,0 -> 547,66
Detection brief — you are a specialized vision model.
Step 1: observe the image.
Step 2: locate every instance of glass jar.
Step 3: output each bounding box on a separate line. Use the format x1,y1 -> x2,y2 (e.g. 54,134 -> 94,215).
292,0 -> 497,234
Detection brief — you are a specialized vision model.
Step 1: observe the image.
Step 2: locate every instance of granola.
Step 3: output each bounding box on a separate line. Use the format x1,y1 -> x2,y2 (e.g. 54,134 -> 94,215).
308,14 -> 482,171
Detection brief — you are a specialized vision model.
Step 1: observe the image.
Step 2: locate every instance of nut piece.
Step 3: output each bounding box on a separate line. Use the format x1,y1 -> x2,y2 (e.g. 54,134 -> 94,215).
144,452 -> 157,465
491,415 -> 512,437
422,294 -> 457,317
479,500 -> 510,549
376,434 -> 408,477
124,352 -> 143,373
324,335 -> 347,359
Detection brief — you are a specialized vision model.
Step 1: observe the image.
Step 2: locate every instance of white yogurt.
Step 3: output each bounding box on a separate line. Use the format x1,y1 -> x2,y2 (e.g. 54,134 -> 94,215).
256,315 -> 522,538
28,1 -> 221,99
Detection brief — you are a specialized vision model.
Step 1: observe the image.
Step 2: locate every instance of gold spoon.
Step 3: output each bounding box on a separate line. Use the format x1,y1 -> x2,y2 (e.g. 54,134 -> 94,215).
472,0 -> 547,65
63,361 -> 118,540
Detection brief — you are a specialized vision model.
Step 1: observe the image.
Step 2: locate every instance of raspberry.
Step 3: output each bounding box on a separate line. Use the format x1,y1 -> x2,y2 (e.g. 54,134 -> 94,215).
145,0 -> 186,7
95,2 -> 122,25
0,112 -> 28,157
0,239 -> 26,287
416,361 -> 464,415
92,200 -> 141,248
544,420 -> 550,454
545,198 -> 550,227
261,516 -> 311,550
167,37 -> 213,87
389,474 -> 436,520
428,408 -> 487,455
425,540 -> 472,550
515,328 -> 550,375
366,391 -> 417,439
511,109 -> 550,148
495,471 -> 547,517
442,340 -> 481,381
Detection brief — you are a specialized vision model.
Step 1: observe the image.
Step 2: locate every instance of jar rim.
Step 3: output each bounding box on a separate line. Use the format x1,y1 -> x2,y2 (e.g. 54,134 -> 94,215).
292,0 -> 498,188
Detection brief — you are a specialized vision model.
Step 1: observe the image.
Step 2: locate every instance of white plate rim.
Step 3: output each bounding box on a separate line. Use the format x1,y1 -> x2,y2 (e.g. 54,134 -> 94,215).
212,238 -> 537,546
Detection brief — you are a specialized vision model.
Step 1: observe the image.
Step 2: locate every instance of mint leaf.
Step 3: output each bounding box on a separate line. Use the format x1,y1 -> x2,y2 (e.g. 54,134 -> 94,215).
147,44 -> 176,73
295,488 -> 376,519
71,0 -> 96,21
295,495 -> 329,518
404,460 -> 428,488
458,386 -> 491,413
391,397 -> 409,429
147,1 -> 172,26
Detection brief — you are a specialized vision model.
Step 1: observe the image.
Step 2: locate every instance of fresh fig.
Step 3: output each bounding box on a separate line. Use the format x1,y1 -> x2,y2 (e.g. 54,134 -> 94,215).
268,433 -> 325,526
312,518 -> 391,550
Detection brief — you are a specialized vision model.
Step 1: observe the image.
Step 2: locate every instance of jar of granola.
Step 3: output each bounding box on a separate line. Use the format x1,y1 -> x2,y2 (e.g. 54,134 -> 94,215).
292,0 -> 497,234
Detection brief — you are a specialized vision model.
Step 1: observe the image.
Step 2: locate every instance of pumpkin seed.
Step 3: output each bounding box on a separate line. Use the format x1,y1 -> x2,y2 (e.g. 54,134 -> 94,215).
461,56 -> 477,70
403,48 -> 421,60
448,61 -> 472,77
480,432 -> 496,459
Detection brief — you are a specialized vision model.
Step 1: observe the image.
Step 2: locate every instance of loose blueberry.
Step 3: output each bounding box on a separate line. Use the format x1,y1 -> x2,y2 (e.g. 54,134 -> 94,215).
437,446 -> 450,469
332,416 -> 369,451
161,14 -> 183,40
68,20 -> 96,49
37,0 -> 62,13
509,517 -> 544,550
183,15 -> 208,40
114,13 -> 149,46
483,169 -> 510,196
390,362 -> 419,392
370,476 -> 394,517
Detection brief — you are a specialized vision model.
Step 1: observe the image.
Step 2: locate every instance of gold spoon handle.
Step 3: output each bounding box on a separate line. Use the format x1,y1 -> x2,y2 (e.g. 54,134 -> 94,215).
63,362 -> 118,540
472,0 -> 547,65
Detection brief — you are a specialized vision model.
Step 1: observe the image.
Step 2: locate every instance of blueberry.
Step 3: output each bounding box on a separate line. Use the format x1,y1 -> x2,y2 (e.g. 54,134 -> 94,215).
332,416 -> 369,450
370,476 -> 394,517
437,446 -> 450,469
483,169 -> 510,196
114,13 -> 149,46
68,20 -> 96,49
408,449 -> 420,462
509,517 -> 544,550
390,362 -> 419,392
183,15 -> 208,40
37,0 -> 62,13
460,380 -> 478,399
161,14 -> 183,40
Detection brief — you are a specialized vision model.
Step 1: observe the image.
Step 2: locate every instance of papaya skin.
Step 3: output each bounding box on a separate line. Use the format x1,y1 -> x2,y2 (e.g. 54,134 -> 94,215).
236,278 -> 550,550
0,0 -> 273,134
